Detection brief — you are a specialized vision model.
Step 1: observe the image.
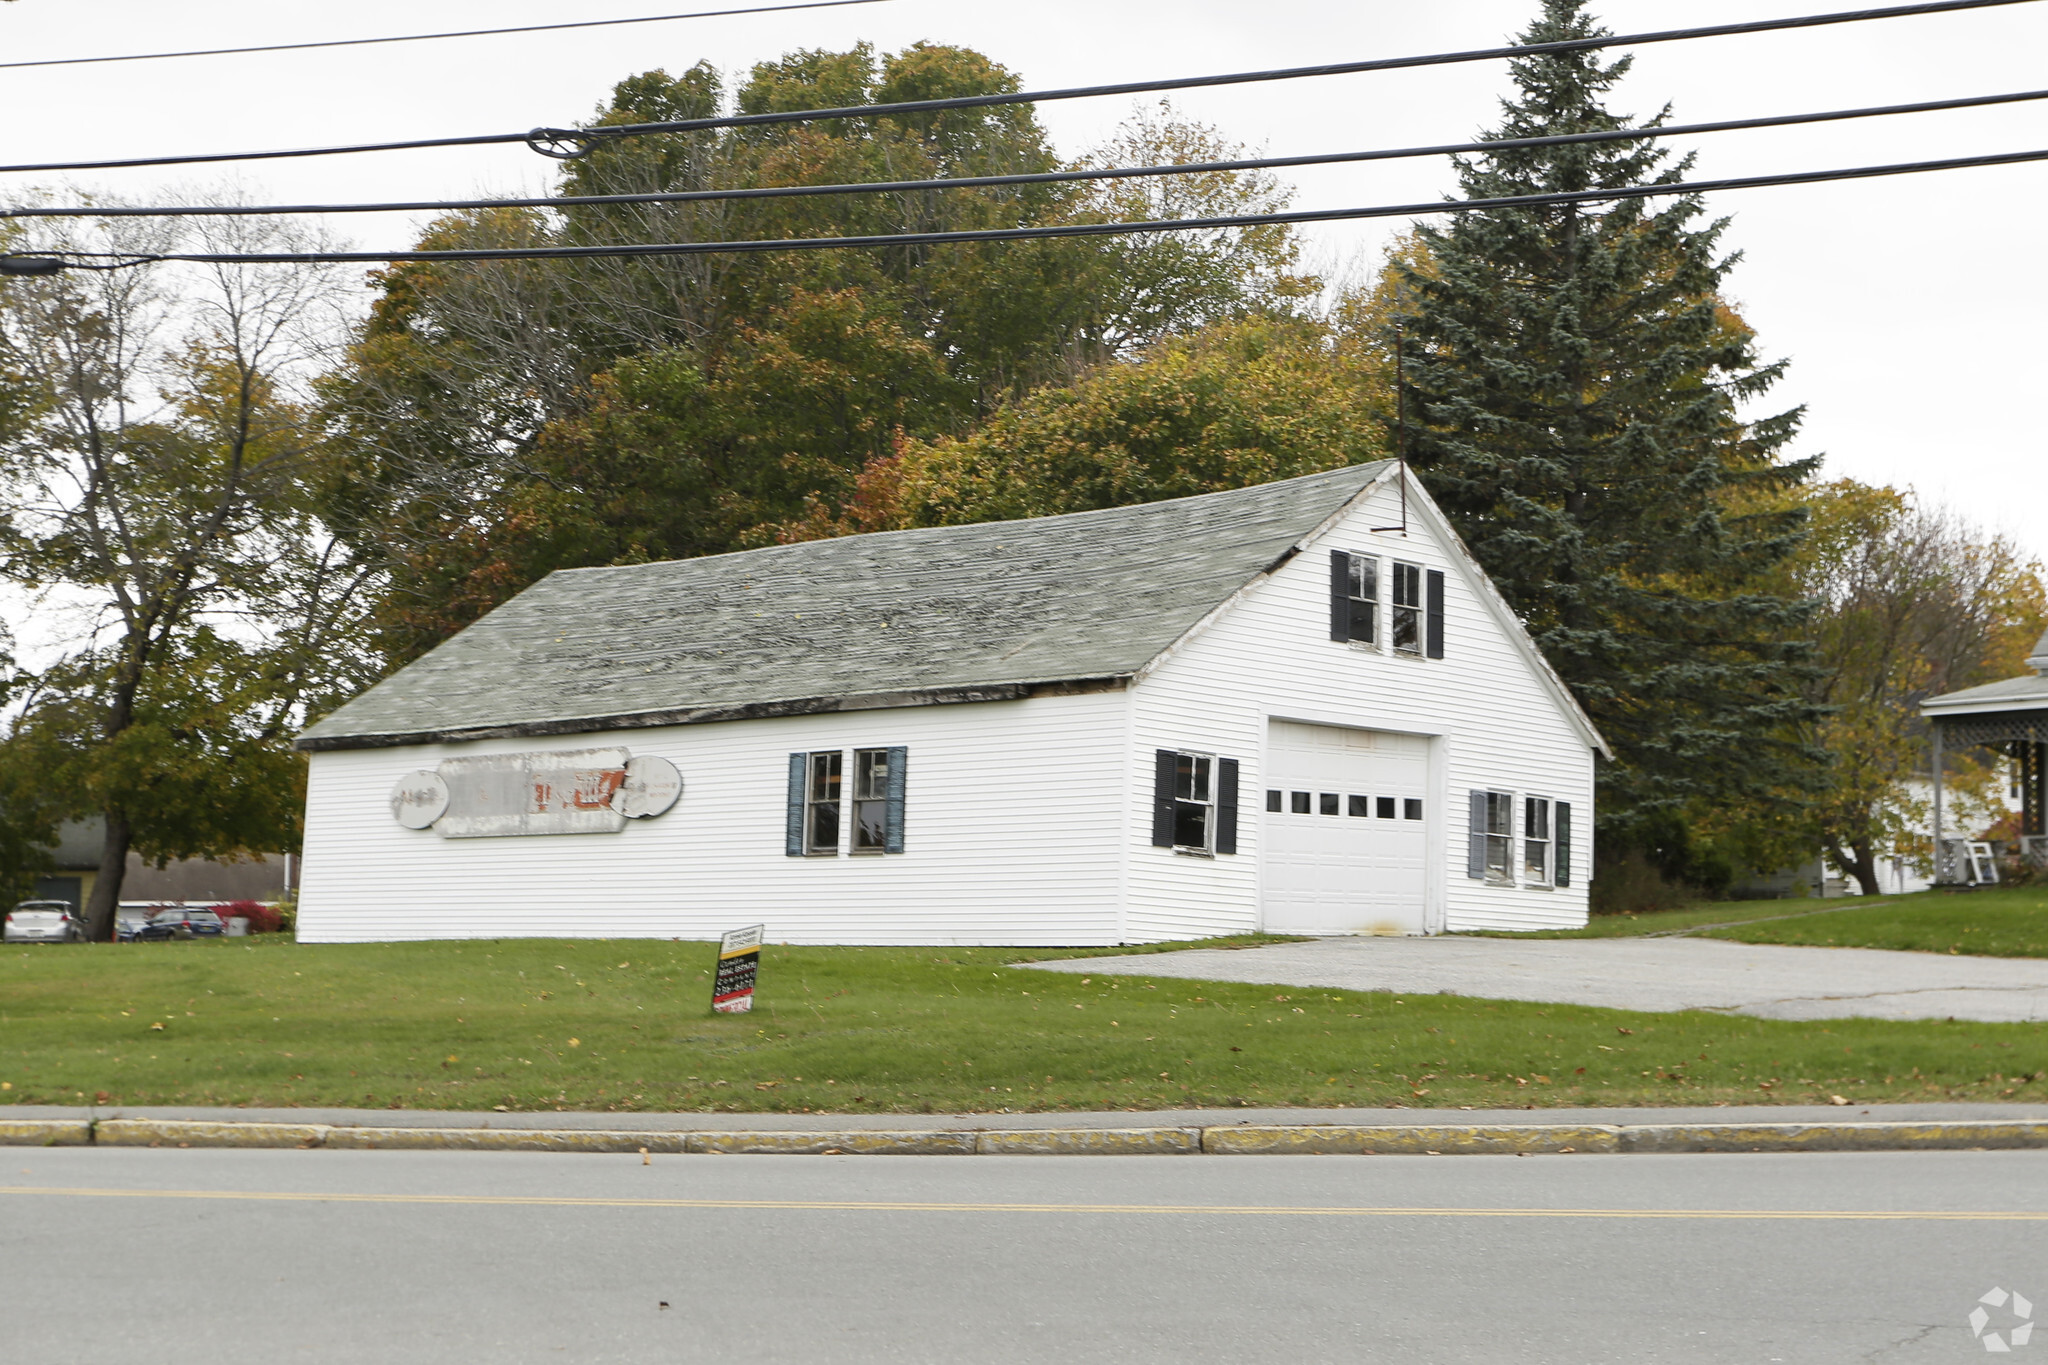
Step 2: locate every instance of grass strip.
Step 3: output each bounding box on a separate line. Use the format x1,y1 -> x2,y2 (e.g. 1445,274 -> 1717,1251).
1,935 -> 2042,1114
1696,886 -> 2048,958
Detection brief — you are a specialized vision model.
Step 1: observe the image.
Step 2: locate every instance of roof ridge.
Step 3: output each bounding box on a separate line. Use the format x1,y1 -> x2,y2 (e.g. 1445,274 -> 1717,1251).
550,462 -> 1393,579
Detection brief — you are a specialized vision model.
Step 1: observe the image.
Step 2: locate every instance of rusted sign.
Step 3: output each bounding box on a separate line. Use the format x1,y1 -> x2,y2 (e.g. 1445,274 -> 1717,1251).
433,748 -> 630,838
387,747 -> 686,836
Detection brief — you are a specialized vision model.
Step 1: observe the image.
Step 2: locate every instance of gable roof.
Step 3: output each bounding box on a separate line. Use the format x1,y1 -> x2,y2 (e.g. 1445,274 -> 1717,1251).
299,463 -> 1396,751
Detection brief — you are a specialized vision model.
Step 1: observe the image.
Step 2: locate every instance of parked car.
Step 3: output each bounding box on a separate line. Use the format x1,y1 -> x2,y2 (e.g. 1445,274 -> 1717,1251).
4,900 -> 86,944
130,907 -> 226,941
114,908 -> 153,943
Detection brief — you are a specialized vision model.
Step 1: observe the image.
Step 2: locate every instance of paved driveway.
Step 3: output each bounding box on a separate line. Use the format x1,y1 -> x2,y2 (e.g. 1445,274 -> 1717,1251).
1020,935 -> 2048,1022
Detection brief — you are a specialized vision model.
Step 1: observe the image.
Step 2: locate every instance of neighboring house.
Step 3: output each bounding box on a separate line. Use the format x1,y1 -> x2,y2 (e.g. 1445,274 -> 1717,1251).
295,463 -> 1608,945
25,818 -> 295,912
1921,626 -> 2048,882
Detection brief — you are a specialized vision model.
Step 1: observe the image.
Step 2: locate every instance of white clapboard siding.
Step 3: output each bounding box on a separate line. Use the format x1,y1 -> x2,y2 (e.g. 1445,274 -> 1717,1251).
1127,473 -> 1595,936
299,689 -> 1130,945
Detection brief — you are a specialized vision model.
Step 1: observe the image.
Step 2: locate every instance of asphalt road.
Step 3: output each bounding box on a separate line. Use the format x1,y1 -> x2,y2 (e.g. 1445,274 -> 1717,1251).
1022,935 -> 2048,1022
4,1149 -> 2045,1363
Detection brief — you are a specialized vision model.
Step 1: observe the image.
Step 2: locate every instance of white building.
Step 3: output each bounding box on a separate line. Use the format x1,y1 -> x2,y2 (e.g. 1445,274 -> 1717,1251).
296,463 -> 1607,944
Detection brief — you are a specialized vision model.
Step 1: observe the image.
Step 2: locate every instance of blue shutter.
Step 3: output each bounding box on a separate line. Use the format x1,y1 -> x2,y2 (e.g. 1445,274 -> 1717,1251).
1555,801 -> 1572,887
1151,751 -> 1177,847
1329,551 -> 1350,641
1216,758 -> 1240,855
785,753 -> 806,857
1466,790 -> 1487,880
1426,569 -> 1446,659
884,746 -> 908,854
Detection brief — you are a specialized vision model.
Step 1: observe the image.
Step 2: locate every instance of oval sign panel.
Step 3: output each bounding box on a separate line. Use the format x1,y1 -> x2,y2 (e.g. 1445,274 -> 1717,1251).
613,754 -> 683,819
390,771 -> 451,830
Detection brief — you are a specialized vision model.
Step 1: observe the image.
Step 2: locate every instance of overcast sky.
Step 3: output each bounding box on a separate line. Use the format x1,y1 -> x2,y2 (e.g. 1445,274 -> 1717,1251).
3,0 -> 2044,564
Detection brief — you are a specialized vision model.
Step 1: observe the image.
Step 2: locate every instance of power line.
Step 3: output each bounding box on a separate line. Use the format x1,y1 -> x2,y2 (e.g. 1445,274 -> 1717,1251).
12,145 -> 2043,273
0,0 -> 895,72
1,0 -> 2032,175
11,86 -> 2046,220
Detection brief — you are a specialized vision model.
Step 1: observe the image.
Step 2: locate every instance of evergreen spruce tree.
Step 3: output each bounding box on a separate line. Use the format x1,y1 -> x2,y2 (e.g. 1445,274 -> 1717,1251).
1400,0 -> 1822,872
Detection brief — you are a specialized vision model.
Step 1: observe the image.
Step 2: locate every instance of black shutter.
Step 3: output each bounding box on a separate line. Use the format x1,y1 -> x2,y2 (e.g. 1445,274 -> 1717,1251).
1426,569 -> 1446,658
785,753 -> 807,856
1466,790 -> 1487,879
884,746 -> 908,854
1151,750 -> 1178,847
1555,801 -> 1572,887
1329,550 -> 1350,641
1216,758 -> 1240,855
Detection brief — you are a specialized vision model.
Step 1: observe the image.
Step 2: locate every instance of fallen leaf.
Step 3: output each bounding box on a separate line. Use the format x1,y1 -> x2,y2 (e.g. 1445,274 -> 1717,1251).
1829,1094 -> 1851,1106
567,1038 -> 581,1048
149,1022 -> 165,1031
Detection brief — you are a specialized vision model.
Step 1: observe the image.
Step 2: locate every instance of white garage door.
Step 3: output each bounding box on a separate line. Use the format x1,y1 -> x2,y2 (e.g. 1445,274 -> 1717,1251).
1261,721 -> 1430,935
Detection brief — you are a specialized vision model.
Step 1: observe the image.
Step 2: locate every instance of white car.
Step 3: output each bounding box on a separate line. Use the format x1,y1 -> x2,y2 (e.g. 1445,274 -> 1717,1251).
4,900 -> 86,943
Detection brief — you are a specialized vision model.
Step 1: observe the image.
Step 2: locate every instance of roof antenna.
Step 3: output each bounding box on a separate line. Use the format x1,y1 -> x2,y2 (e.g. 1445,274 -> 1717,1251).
1371,309 -> 1411,535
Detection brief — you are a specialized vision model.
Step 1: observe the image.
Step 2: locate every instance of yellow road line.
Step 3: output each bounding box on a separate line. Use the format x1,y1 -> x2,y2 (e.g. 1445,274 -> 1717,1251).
2,1187 -> 2044,1219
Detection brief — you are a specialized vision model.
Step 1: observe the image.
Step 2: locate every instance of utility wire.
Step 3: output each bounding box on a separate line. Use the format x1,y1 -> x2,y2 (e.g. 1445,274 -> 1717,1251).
0,0 -> 894,72
12,145 -> 2043,273
0,0 -> 2032,175
10,86 -> 2046,220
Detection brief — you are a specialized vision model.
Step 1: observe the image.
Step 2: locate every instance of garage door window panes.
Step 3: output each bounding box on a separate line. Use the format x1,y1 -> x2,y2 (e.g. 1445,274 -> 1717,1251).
1524,797 -> 1552,884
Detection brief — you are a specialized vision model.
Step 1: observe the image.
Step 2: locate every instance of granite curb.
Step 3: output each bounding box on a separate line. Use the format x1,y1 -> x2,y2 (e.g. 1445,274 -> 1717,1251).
6,1115 -> 2047,1156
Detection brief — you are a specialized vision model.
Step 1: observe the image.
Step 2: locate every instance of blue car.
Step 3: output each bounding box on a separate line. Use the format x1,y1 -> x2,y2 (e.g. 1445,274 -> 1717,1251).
130,907 -> 226,941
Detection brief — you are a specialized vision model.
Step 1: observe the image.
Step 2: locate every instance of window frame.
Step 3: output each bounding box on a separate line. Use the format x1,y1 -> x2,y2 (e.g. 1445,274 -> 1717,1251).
849,748 -> 894,856
1171,751 -> 1216,854
802,750 -> 843,856
1343,552 -> 1379,645
1391,560 -> 1425,656
1523,796 -> 1553,886
1482,790 -> 1515,884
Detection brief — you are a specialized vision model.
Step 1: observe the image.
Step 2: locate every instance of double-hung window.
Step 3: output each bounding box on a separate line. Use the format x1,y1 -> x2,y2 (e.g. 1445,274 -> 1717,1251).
1174,753 -> 1214,851
1481,791 -> 1514,882
1523,796 -> 1552,885
1153,750 -> 1240,855
804,751 -> 842,855
1391,561 -> 1424,655
787,747 -> 907,857
1333,552 -> 1378,644
851,748 -> 893,854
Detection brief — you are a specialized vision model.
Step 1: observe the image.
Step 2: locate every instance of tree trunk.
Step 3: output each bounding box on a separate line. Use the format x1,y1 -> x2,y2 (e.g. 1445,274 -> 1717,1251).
82,807 -> 131,942
1832,839 -> 1882,899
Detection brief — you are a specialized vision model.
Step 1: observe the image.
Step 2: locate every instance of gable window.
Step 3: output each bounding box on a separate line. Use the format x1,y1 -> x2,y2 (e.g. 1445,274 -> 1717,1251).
1151,750 -> 1240,855
1466,790 -> 1515,883
1524,797 -> 1552,884
1328,550 -> 1378,644
1391,562 -> 1424,654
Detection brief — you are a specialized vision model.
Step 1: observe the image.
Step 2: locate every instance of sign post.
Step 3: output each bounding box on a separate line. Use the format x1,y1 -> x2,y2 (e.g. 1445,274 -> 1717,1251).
712,925 -> 764,1014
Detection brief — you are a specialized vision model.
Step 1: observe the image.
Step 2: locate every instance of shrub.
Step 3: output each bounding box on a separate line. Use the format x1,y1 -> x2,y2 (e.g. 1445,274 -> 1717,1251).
217,899 -> 282,933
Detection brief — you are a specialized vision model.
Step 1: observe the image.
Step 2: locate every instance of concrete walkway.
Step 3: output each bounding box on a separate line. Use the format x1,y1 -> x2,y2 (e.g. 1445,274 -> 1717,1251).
1018,935 -> 2048,1022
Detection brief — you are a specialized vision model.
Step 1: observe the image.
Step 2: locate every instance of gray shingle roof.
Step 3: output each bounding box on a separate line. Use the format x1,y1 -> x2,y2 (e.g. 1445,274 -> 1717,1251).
299,463 -> 1392,750
1921,672 -> 2048,715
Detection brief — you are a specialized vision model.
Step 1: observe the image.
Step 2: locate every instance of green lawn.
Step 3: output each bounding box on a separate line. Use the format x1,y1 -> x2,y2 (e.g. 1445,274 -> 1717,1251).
1462,899 -> 1824,940
1696,886 -> 2048,958
2,934 -> 2041,1115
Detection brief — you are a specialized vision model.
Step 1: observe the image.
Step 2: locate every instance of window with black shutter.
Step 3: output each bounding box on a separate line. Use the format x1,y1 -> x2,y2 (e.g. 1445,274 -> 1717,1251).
1329,550 -> 1378,644
1151,749 -> 1240,854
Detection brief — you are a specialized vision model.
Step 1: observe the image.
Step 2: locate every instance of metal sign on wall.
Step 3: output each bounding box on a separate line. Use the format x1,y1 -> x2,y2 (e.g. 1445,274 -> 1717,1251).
388,750 -> 683,838
712,925 -> 764,1014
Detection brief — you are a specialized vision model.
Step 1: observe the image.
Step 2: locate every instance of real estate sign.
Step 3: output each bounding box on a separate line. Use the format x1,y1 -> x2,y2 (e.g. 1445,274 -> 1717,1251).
713,925 -> 764,1013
